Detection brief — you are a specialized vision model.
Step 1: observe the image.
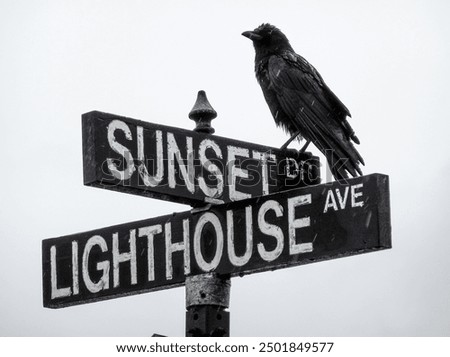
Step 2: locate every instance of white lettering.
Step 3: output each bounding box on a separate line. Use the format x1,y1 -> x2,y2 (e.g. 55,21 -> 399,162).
137,127 -> 164,187
72,241 -> 79,295
227,206 -> 253,266
257,200 -> 284,262
165,222 -> 188,280
193,212 -> 224,272
288,194 -> 313,254
335,186 -> 350,210
107,120 -> 135,180
228,146 -> 251,201
167,132 -> 195,193
252,150 -> 276,195
285,157 -> 300,179
183,219 -> 191,275
82,235 -> 110,293
351,183 -> 364,207
50,245 -> 71,299
138,225 -> 162,282
112,231 -> 137,288
198,139 -> 224,199
323,189 -> 338,213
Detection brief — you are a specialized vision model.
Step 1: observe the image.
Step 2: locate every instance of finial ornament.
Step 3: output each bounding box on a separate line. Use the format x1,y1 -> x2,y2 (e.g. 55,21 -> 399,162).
189,90 -> 217,134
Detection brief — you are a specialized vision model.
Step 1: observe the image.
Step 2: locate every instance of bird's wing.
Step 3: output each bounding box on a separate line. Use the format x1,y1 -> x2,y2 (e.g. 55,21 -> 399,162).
267,53 -> 363,178
268,53 -> 347,118
283,53 -> 351,117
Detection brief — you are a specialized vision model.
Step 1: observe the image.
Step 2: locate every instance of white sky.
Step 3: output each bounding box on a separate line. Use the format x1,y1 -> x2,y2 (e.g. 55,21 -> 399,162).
1,0 -> 449,336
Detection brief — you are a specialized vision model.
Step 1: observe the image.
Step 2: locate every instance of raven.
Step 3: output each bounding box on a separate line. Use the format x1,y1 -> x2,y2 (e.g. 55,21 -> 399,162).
242,23 -> 364,180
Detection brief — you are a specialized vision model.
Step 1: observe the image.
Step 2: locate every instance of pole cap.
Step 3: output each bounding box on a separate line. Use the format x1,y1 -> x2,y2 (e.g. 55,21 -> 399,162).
189,90 -> 217,134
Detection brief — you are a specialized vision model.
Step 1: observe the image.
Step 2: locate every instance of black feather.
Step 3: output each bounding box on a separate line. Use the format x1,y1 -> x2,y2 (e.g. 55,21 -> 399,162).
243,23 -> 364,180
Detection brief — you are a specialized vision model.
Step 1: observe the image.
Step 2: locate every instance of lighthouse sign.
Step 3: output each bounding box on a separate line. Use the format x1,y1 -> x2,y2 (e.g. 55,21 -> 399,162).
42,174 -> 390,308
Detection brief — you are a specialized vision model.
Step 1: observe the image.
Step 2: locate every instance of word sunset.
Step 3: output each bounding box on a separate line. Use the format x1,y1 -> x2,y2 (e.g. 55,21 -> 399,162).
82,111 -> 320,206
42,174 -> 390,308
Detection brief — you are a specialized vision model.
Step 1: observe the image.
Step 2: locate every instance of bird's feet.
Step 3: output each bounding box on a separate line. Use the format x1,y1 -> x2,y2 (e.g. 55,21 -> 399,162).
280,130 -> 301,150
299,140 -> 311,153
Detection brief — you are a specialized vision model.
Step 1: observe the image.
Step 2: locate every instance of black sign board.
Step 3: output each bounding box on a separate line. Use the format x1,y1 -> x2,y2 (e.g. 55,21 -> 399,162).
43,173 -> 390,308
82,111 -> 320,206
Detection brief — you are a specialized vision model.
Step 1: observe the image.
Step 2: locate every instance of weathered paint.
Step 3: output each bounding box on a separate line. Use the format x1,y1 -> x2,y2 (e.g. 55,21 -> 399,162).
42,173 -> 391,308
227,206 -> 253,267
323,184 -> 364,213
137,127 -> 164,187
82,111 -> 321,206
257,200 -> 284,262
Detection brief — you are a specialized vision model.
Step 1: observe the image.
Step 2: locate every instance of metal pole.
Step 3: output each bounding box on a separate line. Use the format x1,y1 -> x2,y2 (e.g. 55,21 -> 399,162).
186,90 -> 231,337
185,273 -> 231,337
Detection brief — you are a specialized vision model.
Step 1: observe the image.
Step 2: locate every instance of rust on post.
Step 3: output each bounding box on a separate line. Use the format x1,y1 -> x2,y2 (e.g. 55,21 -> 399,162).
185,273 -> 231,337
186,273 -> 231,308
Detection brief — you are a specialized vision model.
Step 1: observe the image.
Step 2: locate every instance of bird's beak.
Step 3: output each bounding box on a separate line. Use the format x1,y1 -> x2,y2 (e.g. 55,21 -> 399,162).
242,31 -> 263,41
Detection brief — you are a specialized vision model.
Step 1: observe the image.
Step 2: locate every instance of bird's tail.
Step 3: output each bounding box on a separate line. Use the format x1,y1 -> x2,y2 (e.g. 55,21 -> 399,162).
321,142 -> 364,181
295,114 -> 365,180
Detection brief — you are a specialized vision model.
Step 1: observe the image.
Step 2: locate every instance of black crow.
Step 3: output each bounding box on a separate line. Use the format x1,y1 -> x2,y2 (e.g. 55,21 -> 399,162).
242,23 -> 364,180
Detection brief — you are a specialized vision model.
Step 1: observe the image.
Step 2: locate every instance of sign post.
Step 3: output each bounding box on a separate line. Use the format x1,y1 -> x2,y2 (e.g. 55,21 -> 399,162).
81,110 -> 320,207
42,172 -> 390,308
185,273 -> 231,337
185,91 -> 231,337
42,90 -> 391,337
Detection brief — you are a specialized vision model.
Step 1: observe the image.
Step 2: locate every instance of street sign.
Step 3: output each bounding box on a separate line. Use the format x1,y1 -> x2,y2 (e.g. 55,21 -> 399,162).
43,173 -> 391,308
82,111 -> 320,206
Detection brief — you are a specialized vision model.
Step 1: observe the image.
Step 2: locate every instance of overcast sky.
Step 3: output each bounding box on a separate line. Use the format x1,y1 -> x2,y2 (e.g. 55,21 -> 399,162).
1,0 -> 449,337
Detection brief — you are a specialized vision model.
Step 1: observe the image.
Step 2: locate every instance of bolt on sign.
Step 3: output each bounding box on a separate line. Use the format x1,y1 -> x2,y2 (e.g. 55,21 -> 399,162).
82,111 -> 320,206
42,174 -> 391,308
